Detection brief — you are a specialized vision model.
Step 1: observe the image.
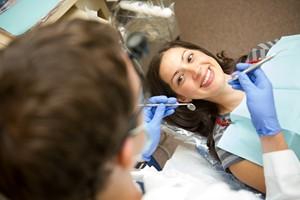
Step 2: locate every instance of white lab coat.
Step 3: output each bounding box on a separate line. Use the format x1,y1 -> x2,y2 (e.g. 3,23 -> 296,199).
263,150 -> 300,200
138,147 -> 300,200
139,145 -> 262,200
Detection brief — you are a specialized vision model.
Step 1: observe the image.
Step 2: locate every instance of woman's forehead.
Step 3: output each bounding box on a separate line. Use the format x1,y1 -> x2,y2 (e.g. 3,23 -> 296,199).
162,46 -> 205,60
161,47 -> 185,65
164,47 -> 185,56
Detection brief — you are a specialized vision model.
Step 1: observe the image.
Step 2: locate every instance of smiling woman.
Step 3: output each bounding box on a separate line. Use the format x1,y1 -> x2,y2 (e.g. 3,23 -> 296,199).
146,40 -> 268,193
159,47 -> 227,101
146,40 -> 237,154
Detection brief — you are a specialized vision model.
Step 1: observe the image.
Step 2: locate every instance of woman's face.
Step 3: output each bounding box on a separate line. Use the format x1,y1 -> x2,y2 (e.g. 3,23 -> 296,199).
159,47 -> 227,101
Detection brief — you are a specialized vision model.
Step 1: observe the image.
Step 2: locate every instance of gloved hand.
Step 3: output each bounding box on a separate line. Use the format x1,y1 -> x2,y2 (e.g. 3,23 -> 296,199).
142,95 -> 178,161
228,63 -> 281,136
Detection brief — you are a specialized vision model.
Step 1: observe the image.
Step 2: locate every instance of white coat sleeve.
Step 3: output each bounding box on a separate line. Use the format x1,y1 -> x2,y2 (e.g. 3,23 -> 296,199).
263,150 -> 300,200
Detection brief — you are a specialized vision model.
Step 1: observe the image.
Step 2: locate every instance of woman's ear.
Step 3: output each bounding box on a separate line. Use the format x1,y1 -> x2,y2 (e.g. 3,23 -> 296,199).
117,138 -> 135,169
177,95 -> 192,103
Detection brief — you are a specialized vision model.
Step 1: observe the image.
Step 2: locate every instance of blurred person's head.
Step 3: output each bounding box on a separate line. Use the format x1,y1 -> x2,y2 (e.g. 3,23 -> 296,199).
0,19 -> 144,200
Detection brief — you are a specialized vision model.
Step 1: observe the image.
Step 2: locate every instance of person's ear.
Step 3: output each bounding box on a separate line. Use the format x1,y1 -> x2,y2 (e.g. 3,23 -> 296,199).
177,95 -> 192,103
117,137 -> 135,169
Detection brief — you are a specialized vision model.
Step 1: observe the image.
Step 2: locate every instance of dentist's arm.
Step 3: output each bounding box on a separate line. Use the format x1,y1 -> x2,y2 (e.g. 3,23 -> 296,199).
232,63 -> 300,200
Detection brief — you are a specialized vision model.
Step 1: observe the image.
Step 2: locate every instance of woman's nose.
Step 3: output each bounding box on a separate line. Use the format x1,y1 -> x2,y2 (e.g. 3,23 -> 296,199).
191,65 -> 202,80
183,63 -> 202,80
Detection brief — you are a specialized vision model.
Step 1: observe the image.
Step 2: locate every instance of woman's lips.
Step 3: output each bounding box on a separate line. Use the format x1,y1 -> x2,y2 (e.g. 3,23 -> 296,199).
200,67 -> 214,88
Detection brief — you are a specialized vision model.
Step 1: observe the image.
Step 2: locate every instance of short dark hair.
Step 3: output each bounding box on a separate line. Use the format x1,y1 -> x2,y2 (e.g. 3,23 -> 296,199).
0,19 -> 133,200
146,40 -> 238,158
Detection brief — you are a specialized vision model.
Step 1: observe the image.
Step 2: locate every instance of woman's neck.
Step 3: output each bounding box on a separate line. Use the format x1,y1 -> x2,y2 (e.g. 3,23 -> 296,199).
207,74 -> 244,114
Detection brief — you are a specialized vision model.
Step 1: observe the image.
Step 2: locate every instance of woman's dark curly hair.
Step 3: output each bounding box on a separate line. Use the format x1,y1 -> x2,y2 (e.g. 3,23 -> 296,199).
146,40 -> 245,158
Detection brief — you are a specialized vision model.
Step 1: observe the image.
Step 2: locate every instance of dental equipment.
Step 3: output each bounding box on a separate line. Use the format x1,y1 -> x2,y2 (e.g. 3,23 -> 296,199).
118,1 -> 173,18
140,103 -> 196,111
230,50 -> 285,81
126,32 -> 149,79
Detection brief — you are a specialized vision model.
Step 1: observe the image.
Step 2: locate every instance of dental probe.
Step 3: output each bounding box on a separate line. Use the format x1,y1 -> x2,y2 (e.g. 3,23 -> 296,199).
139,103 -> 196,111
230,50 -> 284,81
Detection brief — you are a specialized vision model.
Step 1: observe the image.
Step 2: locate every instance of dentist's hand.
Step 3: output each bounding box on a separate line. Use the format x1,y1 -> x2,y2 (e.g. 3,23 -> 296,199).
142,95 -> 178,161
229,63 -> 281,136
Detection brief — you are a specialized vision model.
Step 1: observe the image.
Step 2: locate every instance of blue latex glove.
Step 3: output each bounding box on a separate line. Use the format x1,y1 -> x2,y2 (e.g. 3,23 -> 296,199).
228,63 -> 281,136
142,95 -> 178,161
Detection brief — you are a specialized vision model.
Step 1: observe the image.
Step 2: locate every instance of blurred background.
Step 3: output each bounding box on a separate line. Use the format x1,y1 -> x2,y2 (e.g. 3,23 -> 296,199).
174,0 -> 300,59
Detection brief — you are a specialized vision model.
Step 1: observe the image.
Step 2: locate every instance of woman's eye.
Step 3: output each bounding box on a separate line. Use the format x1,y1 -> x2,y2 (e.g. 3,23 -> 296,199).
187,53 -> 193,63
177,74 -> 185,86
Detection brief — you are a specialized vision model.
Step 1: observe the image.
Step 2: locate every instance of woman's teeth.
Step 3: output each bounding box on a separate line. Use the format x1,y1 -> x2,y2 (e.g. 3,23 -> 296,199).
202,69 -> 211,86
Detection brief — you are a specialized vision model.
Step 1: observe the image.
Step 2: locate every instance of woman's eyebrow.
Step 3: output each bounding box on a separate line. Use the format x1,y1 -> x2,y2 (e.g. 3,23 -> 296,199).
171,70 -> 179,83
170,50 -> 187,84
181,49 -> 187,61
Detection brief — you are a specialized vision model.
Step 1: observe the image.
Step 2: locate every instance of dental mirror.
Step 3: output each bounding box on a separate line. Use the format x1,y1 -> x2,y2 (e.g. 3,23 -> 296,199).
140,102 -> 196,111
186,103 -> 196,111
